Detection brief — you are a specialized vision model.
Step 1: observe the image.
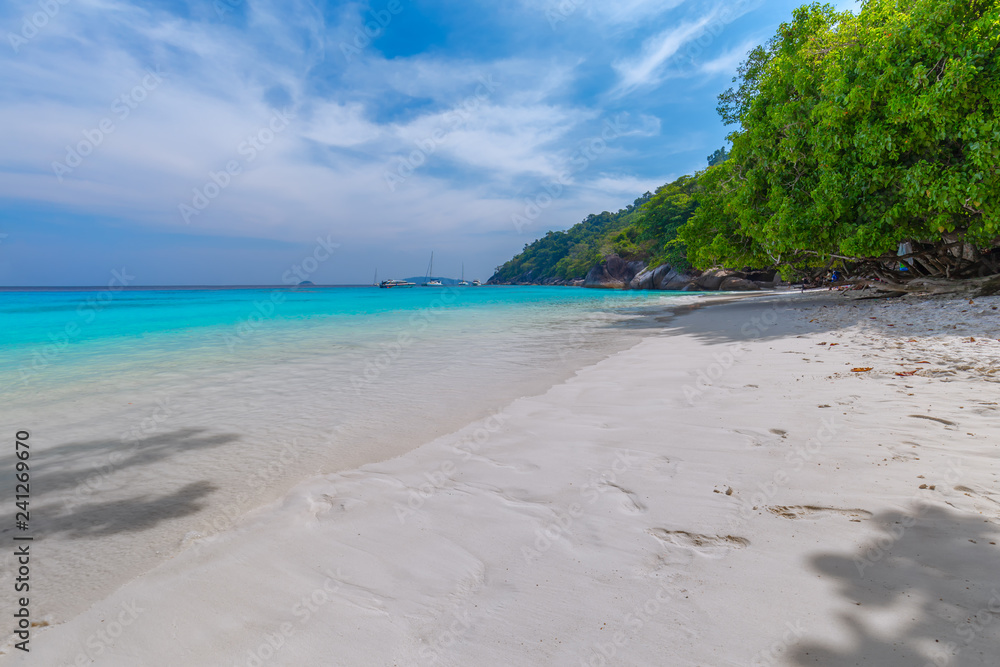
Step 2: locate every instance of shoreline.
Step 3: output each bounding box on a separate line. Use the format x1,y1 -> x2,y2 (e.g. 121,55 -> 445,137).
6,292 -> 999,666
0,288 -> 697,646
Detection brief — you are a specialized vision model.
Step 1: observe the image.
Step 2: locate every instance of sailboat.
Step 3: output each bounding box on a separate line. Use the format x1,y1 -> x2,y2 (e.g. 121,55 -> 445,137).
459,263 -> 470,286
423,252 -> 443,286
372,269 -> 378,286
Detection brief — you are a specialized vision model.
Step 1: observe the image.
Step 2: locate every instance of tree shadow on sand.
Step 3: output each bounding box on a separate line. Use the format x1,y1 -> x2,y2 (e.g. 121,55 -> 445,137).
33,480 -> 218,539
618,294 -> 850,345
0,427 -> 241,500
790,504 -> 1000,666
0,428 -> 237,541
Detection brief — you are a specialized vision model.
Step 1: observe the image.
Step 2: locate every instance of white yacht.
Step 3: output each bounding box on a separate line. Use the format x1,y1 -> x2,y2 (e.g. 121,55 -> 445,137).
379,279 -> 416,289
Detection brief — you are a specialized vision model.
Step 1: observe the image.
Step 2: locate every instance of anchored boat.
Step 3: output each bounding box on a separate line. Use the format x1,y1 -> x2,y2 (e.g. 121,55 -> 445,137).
379,279 -> 416,289
423,252 -> 443,286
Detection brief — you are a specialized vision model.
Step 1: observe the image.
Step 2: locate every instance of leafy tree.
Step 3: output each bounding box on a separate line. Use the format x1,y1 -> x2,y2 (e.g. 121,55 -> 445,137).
707,147 -> 730,167
633,175 -> 700,269
683,0 -> 1000,278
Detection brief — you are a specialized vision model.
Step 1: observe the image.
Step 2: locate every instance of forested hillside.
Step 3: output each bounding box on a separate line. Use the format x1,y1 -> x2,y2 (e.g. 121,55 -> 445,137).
489,193 -> 651,283
489,173 -> 705,283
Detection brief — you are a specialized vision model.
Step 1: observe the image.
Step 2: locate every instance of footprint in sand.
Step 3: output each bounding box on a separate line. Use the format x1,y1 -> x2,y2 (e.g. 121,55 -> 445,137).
734,428 -> 784,448
601,482 -> 648,514
766,505 -> 872,520
310,494 -> 367,518
636,455 -> 678,478
908,414 -> 957,427
647,528 -> 749,558
952,485 -> 1000,507
885,446 -> 920,462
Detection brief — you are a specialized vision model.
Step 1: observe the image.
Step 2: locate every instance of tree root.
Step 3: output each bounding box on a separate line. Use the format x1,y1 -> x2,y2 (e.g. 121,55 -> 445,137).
848,274 -> 1000,298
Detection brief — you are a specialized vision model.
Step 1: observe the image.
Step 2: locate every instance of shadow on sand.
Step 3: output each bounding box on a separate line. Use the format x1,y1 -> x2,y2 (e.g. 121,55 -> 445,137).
614,292 -> 856,345
34,480 -> 217,539
1,428 -> 239,540
790,504 -> 1000,666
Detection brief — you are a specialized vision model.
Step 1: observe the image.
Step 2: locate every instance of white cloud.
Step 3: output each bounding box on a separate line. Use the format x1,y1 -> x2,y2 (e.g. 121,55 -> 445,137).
699,40 -> 755,76
611,0 -> 764,95
582,0 -> 688,25
303,103 -> 383,147
585,174 -> 672,196
0,0 -> 612,247
612,10 -> 721,95
2,0 -> 759,282
520,0 -> 686,26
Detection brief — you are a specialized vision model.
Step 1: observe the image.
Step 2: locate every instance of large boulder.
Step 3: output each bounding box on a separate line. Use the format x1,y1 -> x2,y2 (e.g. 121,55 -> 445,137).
694,268 -> 744,291
746,269 -> 777,283
719,277 -> 762,291
584,264 -> 624,289
584,255 -> 647,289
649,264 -> 674,289
631,263 -> 683,290
746,269 -> 779,288
625,260 -> 647,283
658,267 -> 698,291
629,268 -> 655,290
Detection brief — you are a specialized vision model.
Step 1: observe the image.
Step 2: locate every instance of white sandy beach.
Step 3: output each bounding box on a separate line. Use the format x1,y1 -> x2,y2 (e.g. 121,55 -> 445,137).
6,292 -> 1000,666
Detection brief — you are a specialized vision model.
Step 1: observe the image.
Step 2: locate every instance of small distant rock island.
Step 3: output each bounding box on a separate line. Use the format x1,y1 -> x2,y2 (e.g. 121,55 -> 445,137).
298,281 -> 315,286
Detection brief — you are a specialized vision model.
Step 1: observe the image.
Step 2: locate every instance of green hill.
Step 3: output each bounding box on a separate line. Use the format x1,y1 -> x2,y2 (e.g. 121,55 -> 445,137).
489,173 -> 702,284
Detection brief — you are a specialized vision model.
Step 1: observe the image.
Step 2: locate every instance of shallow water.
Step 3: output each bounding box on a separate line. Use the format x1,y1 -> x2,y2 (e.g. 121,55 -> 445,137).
0,285 -> 697,631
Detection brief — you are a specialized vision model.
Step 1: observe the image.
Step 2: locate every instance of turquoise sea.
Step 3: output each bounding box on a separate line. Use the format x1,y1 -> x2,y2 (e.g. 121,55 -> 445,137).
0,285 -> 698,635
1,285 -> 687,390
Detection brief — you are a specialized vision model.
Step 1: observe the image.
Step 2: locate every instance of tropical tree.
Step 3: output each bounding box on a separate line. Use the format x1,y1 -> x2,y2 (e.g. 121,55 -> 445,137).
682,0 -> 1000,279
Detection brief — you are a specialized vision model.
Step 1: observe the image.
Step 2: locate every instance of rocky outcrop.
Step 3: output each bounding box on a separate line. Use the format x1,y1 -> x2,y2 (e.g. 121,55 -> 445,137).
746,269 -> 778,284
693,268 -> 737,291
633,264 -> 779,291
489,260 -> 780,291
584,255 -> 647,289
658,267 -> 698,291
719,277 -> 762,291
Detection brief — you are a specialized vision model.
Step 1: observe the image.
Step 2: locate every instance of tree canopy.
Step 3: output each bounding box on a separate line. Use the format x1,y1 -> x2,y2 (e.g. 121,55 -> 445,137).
681,0 -> 1000,278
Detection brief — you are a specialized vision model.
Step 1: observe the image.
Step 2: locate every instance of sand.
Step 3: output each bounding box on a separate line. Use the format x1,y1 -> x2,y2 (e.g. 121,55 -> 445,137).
5,291 -> 999,666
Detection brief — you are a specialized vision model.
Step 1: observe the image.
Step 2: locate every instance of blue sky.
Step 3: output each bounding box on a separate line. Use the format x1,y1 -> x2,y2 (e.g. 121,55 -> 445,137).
0,0 -> 856,286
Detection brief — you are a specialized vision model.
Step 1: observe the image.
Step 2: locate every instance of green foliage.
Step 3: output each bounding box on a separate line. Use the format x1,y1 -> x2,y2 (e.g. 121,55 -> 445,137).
707,147 -> 730,167
631,174 -> 700,270
492,173 -> 705,281
491,194 -> 651,282
685,0 -> 1000,273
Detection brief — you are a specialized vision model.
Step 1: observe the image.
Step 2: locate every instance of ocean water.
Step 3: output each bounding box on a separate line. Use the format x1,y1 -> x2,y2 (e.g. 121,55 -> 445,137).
0,285 -> 697,638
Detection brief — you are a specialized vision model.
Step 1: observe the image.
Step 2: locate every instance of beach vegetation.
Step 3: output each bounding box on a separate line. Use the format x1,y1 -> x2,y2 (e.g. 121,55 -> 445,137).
681,0 -> 1000,279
